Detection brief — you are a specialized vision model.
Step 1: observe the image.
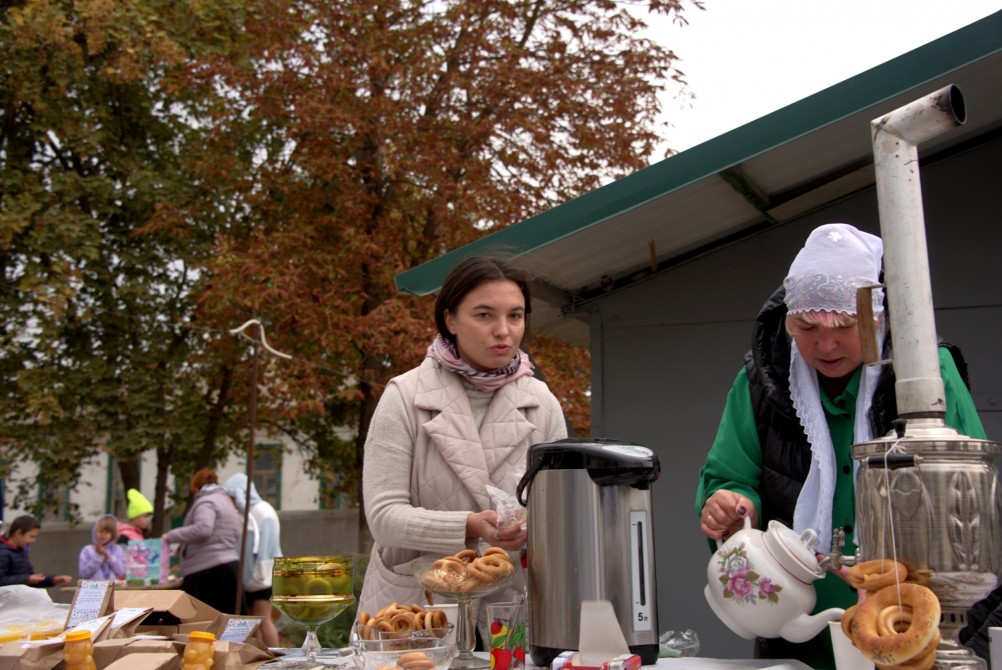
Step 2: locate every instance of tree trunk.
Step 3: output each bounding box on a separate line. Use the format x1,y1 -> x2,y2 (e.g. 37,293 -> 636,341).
153,445 -> 172,536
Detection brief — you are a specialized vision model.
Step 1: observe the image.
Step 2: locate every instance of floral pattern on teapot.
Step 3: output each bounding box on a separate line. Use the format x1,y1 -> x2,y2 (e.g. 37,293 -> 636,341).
716,543 -> 783,605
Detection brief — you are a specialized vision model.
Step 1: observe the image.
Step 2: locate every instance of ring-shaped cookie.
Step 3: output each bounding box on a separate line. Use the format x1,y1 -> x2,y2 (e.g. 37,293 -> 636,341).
850,583 -> 940,665
849,559 -> 908,592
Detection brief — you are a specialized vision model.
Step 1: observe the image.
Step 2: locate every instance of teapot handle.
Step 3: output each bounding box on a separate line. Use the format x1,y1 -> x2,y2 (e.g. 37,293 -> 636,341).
799,528 -> 818,548
714,514 -> 752,548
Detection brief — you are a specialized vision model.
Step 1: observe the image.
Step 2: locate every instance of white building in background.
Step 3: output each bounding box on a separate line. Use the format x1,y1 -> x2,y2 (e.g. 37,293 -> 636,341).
1,429 -> 355,525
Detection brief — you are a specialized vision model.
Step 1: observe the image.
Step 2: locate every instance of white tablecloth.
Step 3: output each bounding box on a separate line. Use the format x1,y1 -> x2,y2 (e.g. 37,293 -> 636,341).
262,651 -> 813,670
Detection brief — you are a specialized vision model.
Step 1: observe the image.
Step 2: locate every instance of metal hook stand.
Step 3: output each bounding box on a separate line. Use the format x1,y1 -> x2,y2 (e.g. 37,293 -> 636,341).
228,319 -> 291,613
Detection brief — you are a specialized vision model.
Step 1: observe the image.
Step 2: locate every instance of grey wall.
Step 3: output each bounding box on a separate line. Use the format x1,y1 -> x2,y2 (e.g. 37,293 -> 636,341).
24,509 -> 361,604
588,137 -> 1002,657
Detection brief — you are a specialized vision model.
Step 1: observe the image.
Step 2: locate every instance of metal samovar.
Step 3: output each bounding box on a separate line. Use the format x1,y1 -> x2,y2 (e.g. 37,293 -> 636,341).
836,85 -> 1002,670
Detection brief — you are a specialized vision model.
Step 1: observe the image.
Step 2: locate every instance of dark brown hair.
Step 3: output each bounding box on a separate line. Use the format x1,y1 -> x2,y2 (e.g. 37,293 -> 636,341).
190,467 -> 219,494
434,256 -> 532,346
6,515 -> 41,538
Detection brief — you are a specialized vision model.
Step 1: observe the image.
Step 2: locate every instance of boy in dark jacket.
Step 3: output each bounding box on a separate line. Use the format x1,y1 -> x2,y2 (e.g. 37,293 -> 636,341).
0,515 -> 72,587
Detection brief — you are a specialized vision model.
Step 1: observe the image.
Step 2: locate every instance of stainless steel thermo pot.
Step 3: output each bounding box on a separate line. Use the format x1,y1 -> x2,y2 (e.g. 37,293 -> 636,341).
516,438 -> 661,666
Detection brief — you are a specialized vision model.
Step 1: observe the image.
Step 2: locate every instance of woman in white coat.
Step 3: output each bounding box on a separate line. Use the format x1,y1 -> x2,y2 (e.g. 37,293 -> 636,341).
359,256 -> 567,630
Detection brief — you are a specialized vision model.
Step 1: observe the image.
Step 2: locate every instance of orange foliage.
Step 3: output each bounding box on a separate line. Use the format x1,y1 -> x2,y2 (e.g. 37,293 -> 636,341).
174,0 -> 696,494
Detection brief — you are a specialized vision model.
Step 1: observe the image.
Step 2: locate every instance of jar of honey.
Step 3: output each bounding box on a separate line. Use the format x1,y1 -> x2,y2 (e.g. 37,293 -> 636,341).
63,630 -> 96,670
182,630 -> 216,670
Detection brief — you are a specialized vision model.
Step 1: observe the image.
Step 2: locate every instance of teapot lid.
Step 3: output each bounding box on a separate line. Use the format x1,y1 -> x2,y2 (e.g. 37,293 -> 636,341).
763,520 -> 825,582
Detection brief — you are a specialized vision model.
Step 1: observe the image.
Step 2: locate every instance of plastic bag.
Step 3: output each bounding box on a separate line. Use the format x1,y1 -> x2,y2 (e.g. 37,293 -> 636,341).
0,584 -> 72,637
659,629 -> 700,657
487,466 -> 527,532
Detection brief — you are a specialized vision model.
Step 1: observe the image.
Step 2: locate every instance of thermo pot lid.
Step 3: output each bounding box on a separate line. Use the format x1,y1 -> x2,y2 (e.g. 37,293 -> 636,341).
526,438 -> 660,487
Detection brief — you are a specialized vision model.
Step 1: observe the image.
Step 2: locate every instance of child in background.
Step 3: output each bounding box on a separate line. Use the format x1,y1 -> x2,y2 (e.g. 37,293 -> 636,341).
79,514 -> 127,580
117,489 -> 154,543
0,515 -> 73,587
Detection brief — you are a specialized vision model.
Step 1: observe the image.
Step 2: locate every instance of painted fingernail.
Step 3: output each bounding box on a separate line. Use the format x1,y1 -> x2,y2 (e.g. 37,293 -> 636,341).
738,505 -> 747,515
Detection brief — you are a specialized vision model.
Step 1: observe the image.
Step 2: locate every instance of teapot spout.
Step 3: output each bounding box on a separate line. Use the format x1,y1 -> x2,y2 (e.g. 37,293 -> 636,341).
778,608 -> 846,643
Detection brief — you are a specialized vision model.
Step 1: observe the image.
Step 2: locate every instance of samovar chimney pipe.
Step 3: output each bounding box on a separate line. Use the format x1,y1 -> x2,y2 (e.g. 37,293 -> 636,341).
857,85 -> 999,670
870,84 -> 966,420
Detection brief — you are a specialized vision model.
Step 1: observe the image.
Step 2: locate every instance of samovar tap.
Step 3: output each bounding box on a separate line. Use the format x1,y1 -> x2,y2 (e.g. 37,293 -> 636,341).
825,527 -> 860,571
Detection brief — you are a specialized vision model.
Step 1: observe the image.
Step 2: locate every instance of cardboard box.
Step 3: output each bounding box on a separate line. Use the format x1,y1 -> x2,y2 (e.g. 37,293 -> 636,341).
0,639 -> 63,670
94,639 -> 185,668
187,638 -> 274,670
105,651 -> 180,670
112,590 -> 220,636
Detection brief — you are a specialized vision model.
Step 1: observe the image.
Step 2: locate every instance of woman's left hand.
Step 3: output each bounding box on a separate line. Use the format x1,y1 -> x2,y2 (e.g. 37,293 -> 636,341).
466,510 -> 526,551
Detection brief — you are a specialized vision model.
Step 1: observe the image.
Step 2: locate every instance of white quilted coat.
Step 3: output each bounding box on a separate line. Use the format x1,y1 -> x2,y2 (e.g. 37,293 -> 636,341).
359,357 -> 567,627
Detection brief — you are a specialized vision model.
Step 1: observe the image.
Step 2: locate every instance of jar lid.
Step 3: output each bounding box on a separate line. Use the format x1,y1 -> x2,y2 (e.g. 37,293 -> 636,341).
189,631 -> 216,641
64,630 -> 92,642
763,520 -> 824,582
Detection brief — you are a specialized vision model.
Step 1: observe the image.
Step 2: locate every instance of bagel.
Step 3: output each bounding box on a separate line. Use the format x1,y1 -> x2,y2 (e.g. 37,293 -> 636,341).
841,604 -> 860,641
398,652 -> 436,670
431,556 -> 466,572
848,560 -> 909,592
850,583 -> 940,666
474,555 -> 512,582
358,602 -> 452,638
427,609 -> 448,629
482,547 -> 509,558
389,612 -> 415,632
454,549 -> 479,563
421,548 -> 515,593
875,630 -> 940,670
398,652 -> 432,664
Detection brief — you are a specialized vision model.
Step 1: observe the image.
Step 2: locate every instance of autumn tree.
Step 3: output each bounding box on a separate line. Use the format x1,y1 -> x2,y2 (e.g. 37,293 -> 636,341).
185,0 -> 696,511
0,0 -> 259,525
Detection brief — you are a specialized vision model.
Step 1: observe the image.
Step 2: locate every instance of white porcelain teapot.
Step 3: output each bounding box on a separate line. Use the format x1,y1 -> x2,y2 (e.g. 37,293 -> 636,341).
704,516 -> 844,643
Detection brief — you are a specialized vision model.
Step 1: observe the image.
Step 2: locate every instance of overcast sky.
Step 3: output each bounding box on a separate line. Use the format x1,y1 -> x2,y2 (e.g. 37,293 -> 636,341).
650,1 -> 1001,154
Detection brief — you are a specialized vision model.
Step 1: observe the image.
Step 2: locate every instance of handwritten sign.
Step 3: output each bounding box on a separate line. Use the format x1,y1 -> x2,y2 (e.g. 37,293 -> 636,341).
65,580 -> 114,628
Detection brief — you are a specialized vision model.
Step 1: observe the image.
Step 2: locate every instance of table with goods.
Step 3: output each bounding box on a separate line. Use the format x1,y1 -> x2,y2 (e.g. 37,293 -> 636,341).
268,94 -> 1002,670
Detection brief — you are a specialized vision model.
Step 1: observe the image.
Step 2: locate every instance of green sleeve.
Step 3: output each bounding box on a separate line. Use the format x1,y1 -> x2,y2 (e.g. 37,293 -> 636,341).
940,347 -> 987,439
695,368 -> 764,522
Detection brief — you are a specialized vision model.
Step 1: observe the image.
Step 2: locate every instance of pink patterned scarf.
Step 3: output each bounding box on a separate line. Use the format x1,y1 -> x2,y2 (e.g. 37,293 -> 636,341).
425,335 -> 535,393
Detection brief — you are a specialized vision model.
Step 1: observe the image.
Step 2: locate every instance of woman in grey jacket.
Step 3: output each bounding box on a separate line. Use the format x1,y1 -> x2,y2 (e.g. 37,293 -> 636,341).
165,467 -> 245,614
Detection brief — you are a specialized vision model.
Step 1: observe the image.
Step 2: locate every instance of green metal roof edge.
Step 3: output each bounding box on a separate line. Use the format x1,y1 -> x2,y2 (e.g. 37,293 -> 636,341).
396,10 -> 1002,296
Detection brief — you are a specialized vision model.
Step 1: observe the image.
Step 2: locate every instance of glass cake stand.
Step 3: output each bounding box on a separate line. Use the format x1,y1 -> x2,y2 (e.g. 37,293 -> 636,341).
412,558 -> 515,670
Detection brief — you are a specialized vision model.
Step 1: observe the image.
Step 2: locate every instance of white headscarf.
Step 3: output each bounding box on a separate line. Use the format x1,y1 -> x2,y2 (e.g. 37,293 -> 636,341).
783,223 -> 884,552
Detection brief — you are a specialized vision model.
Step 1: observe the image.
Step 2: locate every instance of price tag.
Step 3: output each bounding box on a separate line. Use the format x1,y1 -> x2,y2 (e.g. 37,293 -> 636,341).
218,616 -> 261,643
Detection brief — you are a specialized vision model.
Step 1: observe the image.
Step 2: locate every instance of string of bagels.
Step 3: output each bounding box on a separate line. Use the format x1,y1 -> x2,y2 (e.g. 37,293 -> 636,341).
842,559 -> 941,670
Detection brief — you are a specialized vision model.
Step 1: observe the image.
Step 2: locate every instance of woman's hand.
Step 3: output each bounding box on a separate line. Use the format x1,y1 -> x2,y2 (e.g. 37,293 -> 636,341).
700,490 -> 757,540
466,510 -> 526,551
